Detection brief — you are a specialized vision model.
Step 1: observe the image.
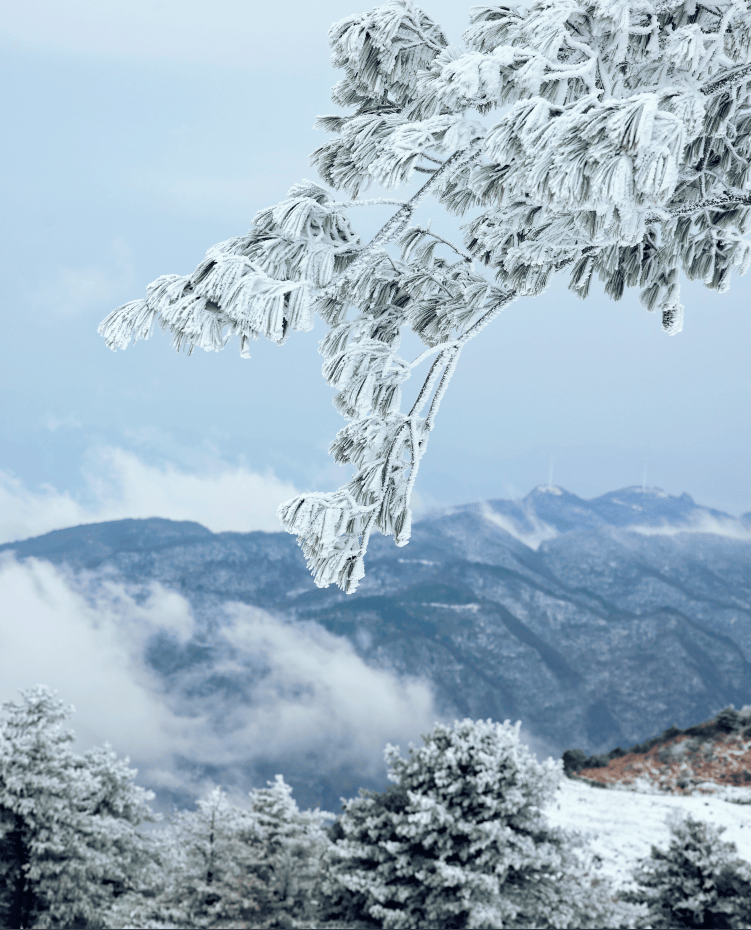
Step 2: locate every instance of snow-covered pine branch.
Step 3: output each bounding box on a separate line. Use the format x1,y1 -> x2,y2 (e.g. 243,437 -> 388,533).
100,0 -> 750,592
99,181 -> 359,357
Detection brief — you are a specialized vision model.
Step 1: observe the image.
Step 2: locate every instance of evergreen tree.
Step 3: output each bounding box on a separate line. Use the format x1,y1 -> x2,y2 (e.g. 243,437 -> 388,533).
0,686 -> 157,930
117,777 -> 332,930
100,0 -> 751,592
317,718 -> 626,929
112,786 -> 265,930
243,775 -> 334,929
625,814 -> 751,929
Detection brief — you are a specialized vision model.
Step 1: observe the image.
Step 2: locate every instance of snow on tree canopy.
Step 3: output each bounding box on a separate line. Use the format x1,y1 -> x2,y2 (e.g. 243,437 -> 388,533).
317,718 -> 629,928
114,778 -> 332,929
99,0 -> 751,592
0,687 -> 157,930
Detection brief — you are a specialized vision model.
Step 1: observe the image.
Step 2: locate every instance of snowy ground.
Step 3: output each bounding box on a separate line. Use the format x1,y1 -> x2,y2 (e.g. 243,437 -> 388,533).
546,777 -> 751,888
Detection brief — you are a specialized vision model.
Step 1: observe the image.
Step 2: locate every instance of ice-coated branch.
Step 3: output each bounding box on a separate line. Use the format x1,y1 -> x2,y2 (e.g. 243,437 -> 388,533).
323,144 -> 480,296
408,352 -> 447,419
423,292 -> 515,429
408,340 -> 459,370
277,278 -> 515,594
408,225 -> 473,262
100,0 -> 751,594
702,63 -> 751,96
329,198 -> 407,208
668,193 -> 751,218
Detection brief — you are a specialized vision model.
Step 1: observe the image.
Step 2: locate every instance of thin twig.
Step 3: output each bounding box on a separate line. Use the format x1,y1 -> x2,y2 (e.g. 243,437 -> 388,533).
408,353 -> 448,418
667,192 -> 751,218
318,144 -> 482,299
329,198 -> 407,209
412,226 -> 474,262
425,349 -> 461,430
702,63 -> 751,96
409,341 -> 460,369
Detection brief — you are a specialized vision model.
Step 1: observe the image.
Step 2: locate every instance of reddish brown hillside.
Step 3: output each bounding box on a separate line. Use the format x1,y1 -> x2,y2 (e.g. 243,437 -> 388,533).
564,708 -> 751,795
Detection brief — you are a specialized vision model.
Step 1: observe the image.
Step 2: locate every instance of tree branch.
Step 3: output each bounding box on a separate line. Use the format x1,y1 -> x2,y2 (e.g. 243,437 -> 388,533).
409,340 -> 460,370
408,352 -> 447,419
412,226 -> 473,262
701,63 -> 751,96
667,192 -> 751,218
318,144 -> 482,299
330,198 -> 407,209
415,292 -> 515,427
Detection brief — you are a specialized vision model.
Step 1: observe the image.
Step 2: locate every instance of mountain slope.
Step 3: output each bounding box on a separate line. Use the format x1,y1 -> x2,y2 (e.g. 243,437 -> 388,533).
2,486 -> 750,810
547,777 -> 751,890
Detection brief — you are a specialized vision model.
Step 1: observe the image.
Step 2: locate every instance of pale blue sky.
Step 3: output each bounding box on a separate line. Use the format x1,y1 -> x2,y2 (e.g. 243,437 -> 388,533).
1,0 -> 749,537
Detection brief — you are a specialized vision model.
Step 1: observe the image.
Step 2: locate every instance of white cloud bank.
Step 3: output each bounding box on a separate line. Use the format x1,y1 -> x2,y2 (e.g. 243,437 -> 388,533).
216,605 -> 438,770
0,447 -> 299,544
0,556 -> 440,796
630,515 -> 751,541
0,556 -> 199,761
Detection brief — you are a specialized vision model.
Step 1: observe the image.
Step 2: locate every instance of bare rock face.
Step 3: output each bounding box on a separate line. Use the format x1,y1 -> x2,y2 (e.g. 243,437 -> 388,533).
2,486 -> 750,811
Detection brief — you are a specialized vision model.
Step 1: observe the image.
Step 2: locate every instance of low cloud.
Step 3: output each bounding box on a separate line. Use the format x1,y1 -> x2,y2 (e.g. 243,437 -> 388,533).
0,447 -> 299,544
630,515 -> 751,541
0,556 -> 199,761
0,556 -> 441,802
0,472 -> 92,546
481,502 -> 558,551
214,605 -> 438,771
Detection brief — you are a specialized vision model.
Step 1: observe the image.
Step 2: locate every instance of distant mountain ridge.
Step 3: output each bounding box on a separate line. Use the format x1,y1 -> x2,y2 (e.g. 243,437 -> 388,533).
5,485 -> 749,563
2,486 -> 750,811
440,485 -> 751,548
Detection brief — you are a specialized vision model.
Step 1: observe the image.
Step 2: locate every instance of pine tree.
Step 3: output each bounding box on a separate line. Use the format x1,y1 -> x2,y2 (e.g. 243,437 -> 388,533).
625,814 -> 751,929
0,686 -> 157,930
119,777 -> 332,930
316,718 -> 626,929
242,775 -> 334,929
99,0 -> 751,593
112,786 -> 265,930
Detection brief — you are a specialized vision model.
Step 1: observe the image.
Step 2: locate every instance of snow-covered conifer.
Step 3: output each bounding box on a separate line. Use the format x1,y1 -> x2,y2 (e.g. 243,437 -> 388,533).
124,785 -> 266,930
0,686 -> 157,930
625,813 -> 751,929
242,775 -> 334,928
317,718 -> 626,929
123,776 -> 332,930
101,0 -> 751,592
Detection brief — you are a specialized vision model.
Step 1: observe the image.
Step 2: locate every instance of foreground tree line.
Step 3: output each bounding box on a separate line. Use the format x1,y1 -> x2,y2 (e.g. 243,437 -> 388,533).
1,688 -> 751,929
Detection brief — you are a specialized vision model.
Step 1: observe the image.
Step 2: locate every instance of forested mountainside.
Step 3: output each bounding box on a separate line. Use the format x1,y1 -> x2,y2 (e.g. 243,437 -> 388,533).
3,485 -> 750,810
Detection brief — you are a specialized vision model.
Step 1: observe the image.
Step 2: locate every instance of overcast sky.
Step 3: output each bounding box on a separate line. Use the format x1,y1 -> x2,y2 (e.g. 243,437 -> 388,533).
1,0 -> 749,545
